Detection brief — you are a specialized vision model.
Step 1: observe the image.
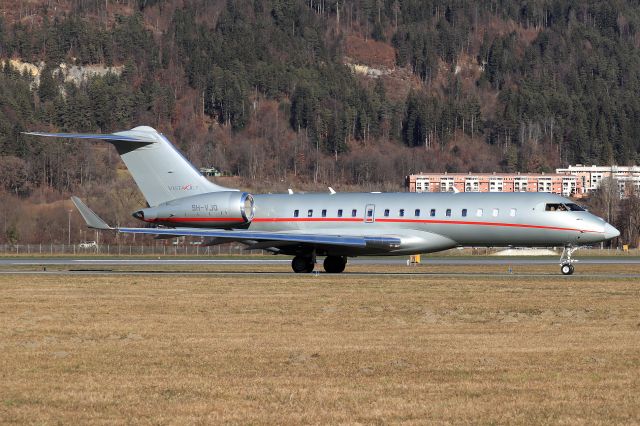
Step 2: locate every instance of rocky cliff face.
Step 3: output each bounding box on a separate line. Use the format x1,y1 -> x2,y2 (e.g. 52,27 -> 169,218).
7,59 -> 123,88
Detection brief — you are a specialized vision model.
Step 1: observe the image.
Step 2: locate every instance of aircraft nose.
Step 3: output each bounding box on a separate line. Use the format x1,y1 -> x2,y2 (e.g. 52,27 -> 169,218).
604,223 -> 620,240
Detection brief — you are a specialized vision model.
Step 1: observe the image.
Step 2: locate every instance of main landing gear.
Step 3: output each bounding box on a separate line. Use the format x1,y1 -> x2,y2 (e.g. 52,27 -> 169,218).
323,256 -> 347,273
291,255 -> 315,273
291,255 -> 347,273
559,246 -> 580,275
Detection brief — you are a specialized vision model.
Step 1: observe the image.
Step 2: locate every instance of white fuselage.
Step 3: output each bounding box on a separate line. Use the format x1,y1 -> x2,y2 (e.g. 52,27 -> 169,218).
143,191 -> 617,256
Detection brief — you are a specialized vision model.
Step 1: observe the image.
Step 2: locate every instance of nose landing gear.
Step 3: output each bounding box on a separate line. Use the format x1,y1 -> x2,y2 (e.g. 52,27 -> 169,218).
560,263 -> 575,275
559,246 -> 580,275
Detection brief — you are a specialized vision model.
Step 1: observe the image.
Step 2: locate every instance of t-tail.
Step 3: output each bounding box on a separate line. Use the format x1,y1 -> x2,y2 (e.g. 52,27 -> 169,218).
24,126 -> 235,206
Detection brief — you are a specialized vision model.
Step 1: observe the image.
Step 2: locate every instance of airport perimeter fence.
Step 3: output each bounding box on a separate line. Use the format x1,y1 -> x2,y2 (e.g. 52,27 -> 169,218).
0,243 -> 269,256
0,244 -> 633,257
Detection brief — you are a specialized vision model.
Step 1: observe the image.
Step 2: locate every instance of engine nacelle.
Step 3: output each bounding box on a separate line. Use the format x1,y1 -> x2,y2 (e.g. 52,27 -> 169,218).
132,191 -> 254,228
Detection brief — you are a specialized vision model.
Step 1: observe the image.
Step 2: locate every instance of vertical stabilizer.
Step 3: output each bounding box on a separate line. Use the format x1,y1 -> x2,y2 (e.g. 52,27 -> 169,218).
25,126 -> 236,206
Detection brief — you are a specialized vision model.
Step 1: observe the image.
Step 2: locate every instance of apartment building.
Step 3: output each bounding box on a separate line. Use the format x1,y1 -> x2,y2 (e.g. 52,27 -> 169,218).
555,165 -> 640,196
407,172 -> 582,196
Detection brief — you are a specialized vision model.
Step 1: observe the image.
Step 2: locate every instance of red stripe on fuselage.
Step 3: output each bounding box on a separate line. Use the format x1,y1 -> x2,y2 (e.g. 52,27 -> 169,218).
148,216 -> 601,234
375,218 -> 597,233
253,217 -> 362,222
255,217 -> 600,233
150,217 -> 246,223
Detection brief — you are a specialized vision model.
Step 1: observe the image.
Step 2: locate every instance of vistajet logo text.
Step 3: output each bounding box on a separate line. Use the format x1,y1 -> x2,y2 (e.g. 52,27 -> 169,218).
168,184 -> 198,191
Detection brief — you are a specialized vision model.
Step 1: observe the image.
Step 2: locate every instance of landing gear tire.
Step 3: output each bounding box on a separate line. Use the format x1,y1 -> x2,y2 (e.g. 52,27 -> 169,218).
323,256 -> 347,273
292,256 -> 315,273
559,246 -> 580,275
560,263 -> 574,275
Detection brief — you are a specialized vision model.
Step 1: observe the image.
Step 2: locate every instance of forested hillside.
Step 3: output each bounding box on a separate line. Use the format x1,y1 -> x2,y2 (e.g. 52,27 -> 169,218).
1,0 -> 640,243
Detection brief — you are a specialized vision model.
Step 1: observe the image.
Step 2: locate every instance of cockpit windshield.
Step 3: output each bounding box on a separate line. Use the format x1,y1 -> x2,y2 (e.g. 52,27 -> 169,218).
545,203 -> 567,211
545,203 -> 586,212
565,203 -> 586,211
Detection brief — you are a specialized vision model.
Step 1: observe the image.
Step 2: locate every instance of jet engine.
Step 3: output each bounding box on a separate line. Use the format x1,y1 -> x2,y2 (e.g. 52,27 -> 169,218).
132,191 -> 254,228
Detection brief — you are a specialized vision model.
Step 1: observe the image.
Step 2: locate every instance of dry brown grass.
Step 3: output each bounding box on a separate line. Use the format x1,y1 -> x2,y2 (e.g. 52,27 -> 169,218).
2,261 -> 640,276
1,271 -> 639,424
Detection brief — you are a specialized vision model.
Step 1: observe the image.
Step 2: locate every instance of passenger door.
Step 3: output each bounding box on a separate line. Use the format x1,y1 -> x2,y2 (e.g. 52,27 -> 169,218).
364,204 -> 376,223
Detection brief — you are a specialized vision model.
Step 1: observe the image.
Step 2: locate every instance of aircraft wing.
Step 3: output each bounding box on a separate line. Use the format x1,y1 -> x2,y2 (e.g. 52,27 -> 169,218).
70,197 -> 401,250
117,226 -> 401,249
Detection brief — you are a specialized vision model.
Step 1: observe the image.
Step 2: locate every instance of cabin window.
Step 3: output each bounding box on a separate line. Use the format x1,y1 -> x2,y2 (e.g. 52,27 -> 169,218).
399,209 -> 405,217
446,209 -> 452,217
545,203 -> 567,212
476,208 -> 483,217
430,209 -> 436,217
462,209 -> 467,217
351,209 -> 357,217
294,209 -> 299,218
566,203 -> 585,211
492,208 -> 499,217
307,209 -> 313,217
337,209 -> 343,217
415,209 -> 421,217
321,209 -> 327,217
510,208 -> 517,217
384,209 -> 390,217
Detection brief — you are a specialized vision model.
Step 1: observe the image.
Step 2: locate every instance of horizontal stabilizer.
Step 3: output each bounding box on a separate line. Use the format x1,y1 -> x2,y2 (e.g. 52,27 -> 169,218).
71,197 -> 113,230
23,131 -> 152,144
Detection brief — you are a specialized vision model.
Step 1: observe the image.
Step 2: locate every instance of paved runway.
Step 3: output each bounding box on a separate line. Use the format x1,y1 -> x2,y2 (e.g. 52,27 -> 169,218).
0,256 -> 638,278
1,256 -> 639,266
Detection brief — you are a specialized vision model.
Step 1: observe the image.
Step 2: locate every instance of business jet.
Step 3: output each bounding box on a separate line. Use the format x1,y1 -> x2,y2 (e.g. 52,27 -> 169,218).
26,126 -> 619,275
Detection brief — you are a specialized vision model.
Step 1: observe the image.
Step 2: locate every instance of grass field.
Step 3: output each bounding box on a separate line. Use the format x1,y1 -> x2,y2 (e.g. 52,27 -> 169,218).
1,268 -> 639,424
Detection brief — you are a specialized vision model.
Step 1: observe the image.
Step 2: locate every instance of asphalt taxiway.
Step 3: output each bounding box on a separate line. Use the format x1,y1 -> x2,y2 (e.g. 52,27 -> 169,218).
0,256 -> 638,278
1,257 -> 640,266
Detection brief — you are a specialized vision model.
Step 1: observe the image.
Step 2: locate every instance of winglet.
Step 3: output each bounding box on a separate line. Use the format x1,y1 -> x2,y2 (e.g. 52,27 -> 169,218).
328,187 -> 336,194
71,197 -> 113,230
